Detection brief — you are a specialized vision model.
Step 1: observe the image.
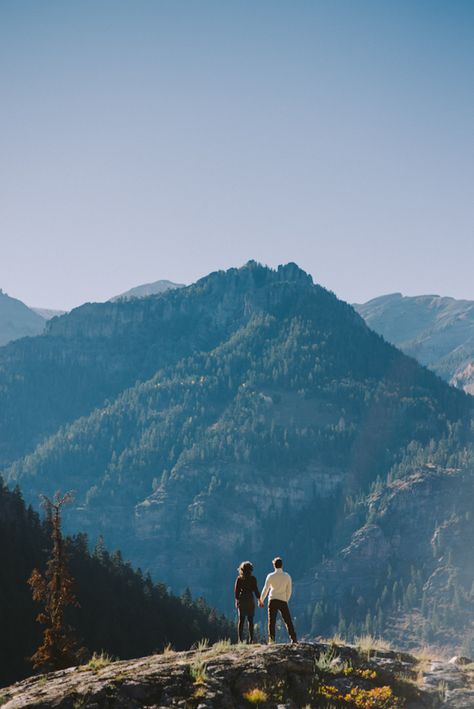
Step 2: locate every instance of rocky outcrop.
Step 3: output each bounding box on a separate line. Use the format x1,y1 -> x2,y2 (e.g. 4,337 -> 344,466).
295,465 -> 474,651
3,641 -> 474,708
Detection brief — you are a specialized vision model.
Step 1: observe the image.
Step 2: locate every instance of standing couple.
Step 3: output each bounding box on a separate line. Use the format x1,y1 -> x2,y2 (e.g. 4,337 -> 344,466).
234,556 -> 297,644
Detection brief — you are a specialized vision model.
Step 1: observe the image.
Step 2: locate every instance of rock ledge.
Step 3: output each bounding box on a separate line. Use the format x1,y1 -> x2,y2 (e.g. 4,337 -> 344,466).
2,641 -> 474,708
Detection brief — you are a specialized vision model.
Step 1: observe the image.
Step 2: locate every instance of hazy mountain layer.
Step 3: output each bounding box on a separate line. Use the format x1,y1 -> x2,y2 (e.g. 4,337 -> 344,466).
32,307 -> 66,320
110,279 -> 184,301
0,290 -> 45,346
355,293 -> 474,393
3,262 -> 472,652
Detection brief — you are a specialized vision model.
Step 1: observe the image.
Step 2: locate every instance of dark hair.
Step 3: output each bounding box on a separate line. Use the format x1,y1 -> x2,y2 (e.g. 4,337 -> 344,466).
238,561 -> 253,577
273,557 -> 283,568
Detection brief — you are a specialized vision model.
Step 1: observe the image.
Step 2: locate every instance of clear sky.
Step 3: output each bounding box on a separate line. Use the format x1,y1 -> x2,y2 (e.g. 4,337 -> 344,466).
1,0 -> 473,310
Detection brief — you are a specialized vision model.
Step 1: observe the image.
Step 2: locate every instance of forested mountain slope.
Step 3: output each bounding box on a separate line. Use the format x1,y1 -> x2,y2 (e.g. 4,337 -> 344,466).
295,427 -> 474,654
3,262 -> 472,644
0,480 -> 231,688
355,293 -> 474,393
0,262 -> 311,464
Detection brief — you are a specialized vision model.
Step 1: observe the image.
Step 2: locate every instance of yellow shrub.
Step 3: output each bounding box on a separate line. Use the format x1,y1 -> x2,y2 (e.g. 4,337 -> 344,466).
344,685 -> 400,708
243,687 -> 268,704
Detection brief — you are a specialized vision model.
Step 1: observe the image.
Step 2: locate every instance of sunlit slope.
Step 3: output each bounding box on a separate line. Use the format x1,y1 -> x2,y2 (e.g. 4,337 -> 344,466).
4,262 -> 471,614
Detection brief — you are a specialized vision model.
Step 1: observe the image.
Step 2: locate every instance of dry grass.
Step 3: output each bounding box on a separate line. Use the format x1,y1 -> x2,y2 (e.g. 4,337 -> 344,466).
314,647 -> 350,675
411,644 -> 450,663
355,634 -> 391,656
190,658 -> 208,684
437,679 -> 448,701
162,643 -> 175,656
79,651 -> 114,672
328,633 -> 347,647
395,671 -> 419,688
207,639 -> 232,657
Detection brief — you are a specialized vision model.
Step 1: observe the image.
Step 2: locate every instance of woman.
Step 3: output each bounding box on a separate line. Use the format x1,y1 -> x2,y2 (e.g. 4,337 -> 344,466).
234,560 -> 261,643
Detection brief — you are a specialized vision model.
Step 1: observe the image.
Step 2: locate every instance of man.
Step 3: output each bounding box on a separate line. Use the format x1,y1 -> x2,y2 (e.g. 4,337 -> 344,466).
259,556 -> 297,643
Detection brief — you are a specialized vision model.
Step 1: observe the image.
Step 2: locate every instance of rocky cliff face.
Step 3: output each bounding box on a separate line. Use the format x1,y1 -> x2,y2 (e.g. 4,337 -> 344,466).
2,641 -> 474,708
294,463 -> 474,653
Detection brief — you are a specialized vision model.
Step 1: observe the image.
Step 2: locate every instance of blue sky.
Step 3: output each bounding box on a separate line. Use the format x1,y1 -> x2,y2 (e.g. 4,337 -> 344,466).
1,0 -> 473,309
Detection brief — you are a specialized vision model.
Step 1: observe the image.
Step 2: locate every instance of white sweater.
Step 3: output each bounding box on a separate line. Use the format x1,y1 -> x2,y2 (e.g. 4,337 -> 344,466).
260,568 -> 292,603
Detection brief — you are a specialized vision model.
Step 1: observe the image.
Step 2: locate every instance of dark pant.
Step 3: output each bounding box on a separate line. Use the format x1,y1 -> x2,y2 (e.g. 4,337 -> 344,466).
268,599 -> 297,642
237,606 -> 254,642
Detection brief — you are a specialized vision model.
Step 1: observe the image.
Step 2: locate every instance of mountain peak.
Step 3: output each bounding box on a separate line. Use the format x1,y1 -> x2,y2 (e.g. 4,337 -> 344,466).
196,261 -> 314,294
110,279 -> 184,302
242,260 -> 313,284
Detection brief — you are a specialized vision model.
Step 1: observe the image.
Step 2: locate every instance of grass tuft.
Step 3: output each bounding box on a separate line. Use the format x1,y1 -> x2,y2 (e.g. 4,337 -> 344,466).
355,633 -> 391,657
190,659 -> 208,684
314,647 -> 350,675
79,651 -> 113,672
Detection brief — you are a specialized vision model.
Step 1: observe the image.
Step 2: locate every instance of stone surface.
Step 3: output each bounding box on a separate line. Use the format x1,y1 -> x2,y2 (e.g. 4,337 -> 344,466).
2,641 -> 474,708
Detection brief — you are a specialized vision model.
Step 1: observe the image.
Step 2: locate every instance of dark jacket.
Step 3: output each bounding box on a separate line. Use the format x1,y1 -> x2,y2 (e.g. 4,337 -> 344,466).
234,574 -> 261,612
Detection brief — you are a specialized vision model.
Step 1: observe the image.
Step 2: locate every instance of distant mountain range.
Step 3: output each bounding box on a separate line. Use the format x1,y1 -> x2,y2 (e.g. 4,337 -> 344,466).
354,293 -> 474,393
2,262 -> 473,653
110,279 -> 184,301
0,290 -> 46,346
0,280 -> 183,347
31,307 -> 66,320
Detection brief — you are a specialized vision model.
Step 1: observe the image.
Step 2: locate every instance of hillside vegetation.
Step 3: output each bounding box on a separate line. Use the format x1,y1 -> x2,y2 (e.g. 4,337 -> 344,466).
0,480 -> 231,688
1,262 -> 474,651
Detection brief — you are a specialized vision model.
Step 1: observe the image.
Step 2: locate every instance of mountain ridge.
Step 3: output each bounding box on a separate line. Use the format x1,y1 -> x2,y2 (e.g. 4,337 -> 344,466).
354,292 -> 474,393
3,262 -> 472,653
110,278 -> 185,301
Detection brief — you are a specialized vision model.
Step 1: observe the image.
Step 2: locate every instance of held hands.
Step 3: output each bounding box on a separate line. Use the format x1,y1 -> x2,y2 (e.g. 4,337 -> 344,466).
258,599 -> 264,608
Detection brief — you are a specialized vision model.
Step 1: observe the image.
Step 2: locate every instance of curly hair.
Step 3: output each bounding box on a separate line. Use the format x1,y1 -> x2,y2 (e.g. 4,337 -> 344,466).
238,560 -> 253,577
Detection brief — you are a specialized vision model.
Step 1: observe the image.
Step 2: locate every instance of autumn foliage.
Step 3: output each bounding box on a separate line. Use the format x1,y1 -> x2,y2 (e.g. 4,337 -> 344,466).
28,492 -> 86,672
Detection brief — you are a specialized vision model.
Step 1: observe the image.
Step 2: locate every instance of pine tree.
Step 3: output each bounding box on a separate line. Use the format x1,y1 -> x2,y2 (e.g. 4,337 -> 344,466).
28,492 -> 86,672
